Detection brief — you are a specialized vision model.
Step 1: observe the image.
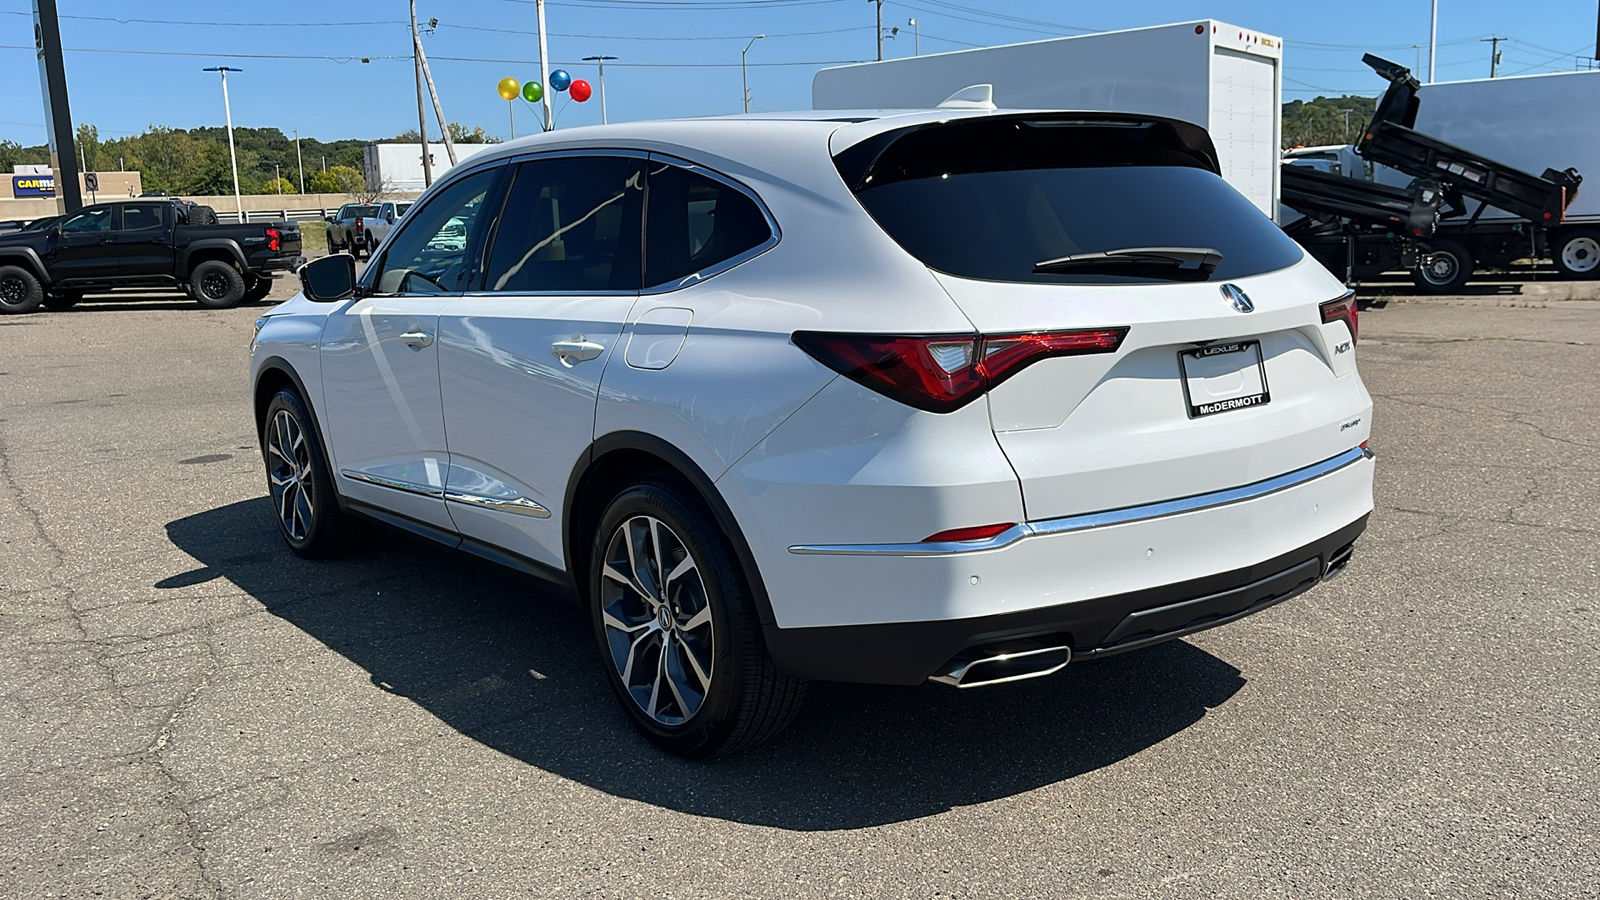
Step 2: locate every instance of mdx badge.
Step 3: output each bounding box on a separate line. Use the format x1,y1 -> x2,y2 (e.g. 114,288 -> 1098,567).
1221,283 -> 1254,313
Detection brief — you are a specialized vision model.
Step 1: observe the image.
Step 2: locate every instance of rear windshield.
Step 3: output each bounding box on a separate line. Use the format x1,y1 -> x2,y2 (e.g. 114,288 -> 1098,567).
838,117 -> 1304,284
348,205 -> 380,217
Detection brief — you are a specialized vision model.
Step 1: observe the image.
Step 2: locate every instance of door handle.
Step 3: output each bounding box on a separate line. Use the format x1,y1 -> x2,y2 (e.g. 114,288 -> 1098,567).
551,337 -> 605,366
97,238 -> 113,245
399,329 -> 434,348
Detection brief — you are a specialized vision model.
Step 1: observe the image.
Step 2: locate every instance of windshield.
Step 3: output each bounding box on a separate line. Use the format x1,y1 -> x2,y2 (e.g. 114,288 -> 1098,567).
838,115 -> 1304,285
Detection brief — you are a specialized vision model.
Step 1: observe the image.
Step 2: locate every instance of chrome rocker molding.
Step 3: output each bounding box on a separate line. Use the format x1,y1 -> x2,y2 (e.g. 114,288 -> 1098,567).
789,445 -> 1374,557
341,470 -> 551,518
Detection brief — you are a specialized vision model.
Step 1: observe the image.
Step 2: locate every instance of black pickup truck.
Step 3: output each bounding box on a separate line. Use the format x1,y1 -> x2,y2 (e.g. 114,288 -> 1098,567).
0,200 -> 305,313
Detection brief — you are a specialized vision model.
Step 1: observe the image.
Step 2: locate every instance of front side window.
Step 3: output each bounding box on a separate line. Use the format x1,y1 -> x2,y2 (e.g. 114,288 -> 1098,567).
119,203 -> 166,231
60,207 -> 112,234
483,156 -> 644,294
644,162 -> 771,288
372,168 -> 499,295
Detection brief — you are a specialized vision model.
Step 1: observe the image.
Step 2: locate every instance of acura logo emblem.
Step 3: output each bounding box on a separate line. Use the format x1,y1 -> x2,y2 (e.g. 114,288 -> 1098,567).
1221,283 -> 1254,313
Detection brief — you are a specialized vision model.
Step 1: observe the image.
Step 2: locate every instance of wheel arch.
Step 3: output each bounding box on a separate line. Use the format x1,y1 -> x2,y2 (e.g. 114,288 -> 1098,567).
0,248 -> 51,285
564,431 -> 777,625
179,240 -> 247,278
253,356 -> 346,512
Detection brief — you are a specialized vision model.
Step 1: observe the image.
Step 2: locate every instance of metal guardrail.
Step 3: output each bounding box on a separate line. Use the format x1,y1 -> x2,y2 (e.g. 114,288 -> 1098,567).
213,208 -> 332,224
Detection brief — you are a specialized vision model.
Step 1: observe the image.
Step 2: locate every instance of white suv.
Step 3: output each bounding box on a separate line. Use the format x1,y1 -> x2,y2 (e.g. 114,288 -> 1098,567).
252,107 -> 1373,757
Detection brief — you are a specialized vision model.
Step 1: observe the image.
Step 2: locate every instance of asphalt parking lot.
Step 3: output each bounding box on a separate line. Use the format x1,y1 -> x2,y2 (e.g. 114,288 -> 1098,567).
2,278 -> 1596,899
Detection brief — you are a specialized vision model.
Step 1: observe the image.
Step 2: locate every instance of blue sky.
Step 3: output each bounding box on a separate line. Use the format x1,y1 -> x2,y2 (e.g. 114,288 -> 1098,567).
1,0 -> 1596,145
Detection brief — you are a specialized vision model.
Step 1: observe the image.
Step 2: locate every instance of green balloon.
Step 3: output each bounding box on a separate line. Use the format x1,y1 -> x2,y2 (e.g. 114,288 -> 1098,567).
522,81 -> 544,103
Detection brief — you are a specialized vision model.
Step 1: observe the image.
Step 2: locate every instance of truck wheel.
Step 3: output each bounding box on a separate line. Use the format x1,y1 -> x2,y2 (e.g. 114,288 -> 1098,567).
42,289 -> 83,310
1553,229 -> 1600,280
327,231 -> 343,254
0,265 -> 44,314
190,260 -> 245,309
1412,240 -> 1473,294
364,231 -> 377,256
243,277 -> 274,304
589,478 -> 807,759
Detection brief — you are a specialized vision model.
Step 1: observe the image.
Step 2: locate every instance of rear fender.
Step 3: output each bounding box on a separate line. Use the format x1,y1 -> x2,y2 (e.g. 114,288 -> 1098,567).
178,239 -> 247,278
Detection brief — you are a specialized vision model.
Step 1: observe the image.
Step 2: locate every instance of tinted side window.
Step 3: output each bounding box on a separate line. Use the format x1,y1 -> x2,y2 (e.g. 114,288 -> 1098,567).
119,203 -> 166,231
60,207 -> 112,233
373,168 -> 499,295
483,156 -> 644,293
644,163 -> 770,288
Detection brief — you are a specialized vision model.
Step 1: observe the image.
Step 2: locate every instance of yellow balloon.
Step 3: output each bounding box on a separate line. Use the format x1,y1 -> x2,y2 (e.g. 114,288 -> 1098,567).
497,77 -> 520,101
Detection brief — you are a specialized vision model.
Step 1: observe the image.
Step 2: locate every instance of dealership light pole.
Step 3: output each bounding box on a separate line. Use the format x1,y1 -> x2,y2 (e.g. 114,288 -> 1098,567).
203,66 -> 244,220
909,18 -> 919,56
536,0 -> 554,131
583,55 -> 618,124
294,128 -> 305,194
742,35 -> 764,113
1428,0 -> 1438,82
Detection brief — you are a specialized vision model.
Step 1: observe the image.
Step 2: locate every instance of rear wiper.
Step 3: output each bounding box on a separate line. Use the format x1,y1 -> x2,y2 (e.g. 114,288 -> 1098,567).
1033,246 -> 1223,279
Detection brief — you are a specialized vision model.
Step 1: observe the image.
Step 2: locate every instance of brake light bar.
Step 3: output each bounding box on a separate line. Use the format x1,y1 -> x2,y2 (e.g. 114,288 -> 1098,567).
793,326 -> 1129,413
1319,290 -> 1359,343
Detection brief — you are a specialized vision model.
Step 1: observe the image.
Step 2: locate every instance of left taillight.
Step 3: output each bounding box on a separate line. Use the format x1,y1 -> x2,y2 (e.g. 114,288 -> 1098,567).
266,227 -> 280,252
1319,290 -> 1358,343
792,326 -> 1129,413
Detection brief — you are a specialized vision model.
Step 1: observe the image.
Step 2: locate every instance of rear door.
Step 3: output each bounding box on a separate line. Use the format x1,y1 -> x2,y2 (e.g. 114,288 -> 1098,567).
112,202 -> 173,276
436,152 -> 645,569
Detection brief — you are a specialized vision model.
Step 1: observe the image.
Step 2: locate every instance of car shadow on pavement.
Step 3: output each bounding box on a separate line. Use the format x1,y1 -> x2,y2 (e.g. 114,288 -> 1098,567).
167,498 -> 1247,832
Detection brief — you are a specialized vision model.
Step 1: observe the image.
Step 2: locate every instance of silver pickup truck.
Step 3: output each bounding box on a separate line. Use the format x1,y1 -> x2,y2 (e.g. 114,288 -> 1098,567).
324,200 -> 411,258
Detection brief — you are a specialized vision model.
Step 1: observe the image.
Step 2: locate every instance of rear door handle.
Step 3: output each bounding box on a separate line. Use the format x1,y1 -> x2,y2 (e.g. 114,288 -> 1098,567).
400,329 -> 434,348
551,337 -> 605,366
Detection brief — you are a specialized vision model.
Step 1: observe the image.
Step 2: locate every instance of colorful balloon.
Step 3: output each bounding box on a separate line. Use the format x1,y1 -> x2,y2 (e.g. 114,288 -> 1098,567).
569,79 -> 592,103
521,81 -> 544,103
497,77 -> 520,101
549,69 -> 571,92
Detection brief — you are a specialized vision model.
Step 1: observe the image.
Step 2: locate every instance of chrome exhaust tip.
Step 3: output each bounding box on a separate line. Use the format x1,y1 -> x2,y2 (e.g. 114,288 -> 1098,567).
929,643 -> 1072,688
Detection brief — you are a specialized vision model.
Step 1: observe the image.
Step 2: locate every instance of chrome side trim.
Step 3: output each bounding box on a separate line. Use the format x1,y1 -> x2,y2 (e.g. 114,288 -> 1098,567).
788,446 -> 1370,557
340,469 -> 445,499
444,489 -> 552,519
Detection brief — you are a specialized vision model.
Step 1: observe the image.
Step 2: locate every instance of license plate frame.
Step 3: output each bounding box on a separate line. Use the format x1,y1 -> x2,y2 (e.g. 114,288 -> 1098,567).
1178,341 -> 1271,418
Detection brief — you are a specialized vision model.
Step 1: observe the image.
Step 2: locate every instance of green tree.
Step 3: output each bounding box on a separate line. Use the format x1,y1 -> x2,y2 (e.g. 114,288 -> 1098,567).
74,123 -> 101,172
186,141 -> 259,195
1282,95 -> 1378,149
260,176 -> 296,195
309,164 -> 365,195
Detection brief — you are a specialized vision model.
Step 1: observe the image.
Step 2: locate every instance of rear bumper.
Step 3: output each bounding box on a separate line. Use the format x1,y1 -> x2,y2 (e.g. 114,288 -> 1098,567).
261,255 -> 305,273
764,514 -> 1366,685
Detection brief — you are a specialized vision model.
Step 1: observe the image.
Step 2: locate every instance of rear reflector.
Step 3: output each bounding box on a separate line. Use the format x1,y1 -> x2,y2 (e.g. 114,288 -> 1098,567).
1319,290 -> 1359,343
923,523 -> 1015,543
793,326 -> 1128,413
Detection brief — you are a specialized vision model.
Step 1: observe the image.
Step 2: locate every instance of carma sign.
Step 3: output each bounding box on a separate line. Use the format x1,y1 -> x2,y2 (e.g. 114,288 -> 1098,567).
12,175 -> 55,197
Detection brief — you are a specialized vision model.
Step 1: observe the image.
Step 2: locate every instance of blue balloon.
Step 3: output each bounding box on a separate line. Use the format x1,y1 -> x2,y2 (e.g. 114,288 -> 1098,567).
549,69 -> 571,92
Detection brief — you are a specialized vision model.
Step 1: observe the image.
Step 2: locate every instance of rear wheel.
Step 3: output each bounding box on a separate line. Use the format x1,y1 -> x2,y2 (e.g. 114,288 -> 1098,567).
262,387 -> 359,558
42,289 -> 83,310
1553,229 -> 1600,280
1412,239 -> 1473,294
242,277 -> 274,304
364,230 -> 377,256
0,265 -> 43,314
190,260 -> 245,309
589,479 -> 806,758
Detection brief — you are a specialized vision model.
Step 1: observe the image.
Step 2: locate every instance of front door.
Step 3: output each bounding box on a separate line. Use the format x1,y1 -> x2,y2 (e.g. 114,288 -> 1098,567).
46,206 -> 118,282
319,166 -> 503,534
437,154 -> 646,569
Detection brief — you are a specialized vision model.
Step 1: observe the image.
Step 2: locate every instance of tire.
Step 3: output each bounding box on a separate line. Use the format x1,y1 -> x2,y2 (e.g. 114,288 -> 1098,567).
261,387 -> 359,559
42,289 -> 83,310
187,205 -> 218,226
327,229 -> 343,253
1553,229 -> 1600,280
364,231 -> 377,257
242,277 -> 274,304
1412,239 -> 1473,294
189,259 -> 245,309
0,264 -> 44,314
589,478 -> 806,759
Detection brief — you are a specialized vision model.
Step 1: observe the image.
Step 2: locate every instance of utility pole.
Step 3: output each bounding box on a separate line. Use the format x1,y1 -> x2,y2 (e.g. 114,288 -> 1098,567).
1339,108 -> 1353,143
410,0 -> 433,187
870,0 -> 883,61
909,18 -> 919,56
583,55 -> 618,124
1428,0 -> 1438,82
1413,44 -> 1421,75
275,163 -> 281,194
31,0 -> 82,213
203,66 -> 244,221
414,24 -> 456,165
1483,35 -> 1505,78
742,35 -> 764,114
294,129 -> 305,194
536,0 -> 553,131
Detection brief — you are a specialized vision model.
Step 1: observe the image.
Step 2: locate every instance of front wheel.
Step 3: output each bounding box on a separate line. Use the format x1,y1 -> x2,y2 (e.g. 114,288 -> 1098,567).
0,265 -> 44,314
190,260 -> 245,308
261,388 -> 359,558
1553,229 -> 1600,280
589,479 -> 806,758
1412,239 -> 1473,294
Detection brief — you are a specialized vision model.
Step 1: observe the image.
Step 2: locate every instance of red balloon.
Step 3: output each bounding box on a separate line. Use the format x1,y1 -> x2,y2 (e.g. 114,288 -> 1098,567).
569,79 -> 592,103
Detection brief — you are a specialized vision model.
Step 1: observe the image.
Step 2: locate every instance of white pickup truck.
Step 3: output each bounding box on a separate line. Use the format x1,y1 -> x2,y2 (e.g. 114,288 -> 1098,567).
324,199 -> 412,258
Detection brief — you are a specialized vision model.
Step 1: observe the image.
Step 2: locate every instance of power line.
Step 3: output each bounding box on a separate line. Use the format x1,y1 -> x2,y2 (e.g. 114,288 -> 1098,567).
439,22 -> 871,40
0,42 -> 863,68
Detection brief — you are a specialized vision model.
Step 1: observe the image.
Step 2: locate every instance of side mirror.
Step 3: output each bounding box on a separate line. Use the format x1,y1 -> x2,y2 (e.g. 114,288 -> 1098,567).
326,215 -> 337,224
299,254 -> 358,302
386,211 -> 395,223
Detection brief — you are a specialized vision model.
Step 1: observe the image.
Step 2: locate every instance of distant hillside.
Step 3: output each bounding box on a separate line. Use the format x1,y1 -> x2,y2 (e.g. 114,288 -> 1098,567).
1282,95 -> 1379,149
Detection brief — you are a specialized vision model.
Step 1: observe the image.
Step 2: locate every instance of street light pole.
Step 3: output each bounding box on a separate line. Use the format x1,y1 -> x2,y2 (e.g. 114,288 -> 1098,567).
909,18 -> 919,56
1428,0 -> 1438,82
536,0 -> 553,131
583,55 -> 618,124
294,129 -> 305,194
203,66 -> 243,221
742,35 -> 764,114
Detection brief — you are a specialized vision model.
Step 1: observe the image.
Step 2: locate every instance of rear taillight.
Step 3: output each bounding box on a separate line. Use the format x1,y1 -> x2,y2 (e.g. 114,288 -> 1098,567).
266,227 -> 280,252
793,326 -> 1129,413
1319,291 -> 1358,343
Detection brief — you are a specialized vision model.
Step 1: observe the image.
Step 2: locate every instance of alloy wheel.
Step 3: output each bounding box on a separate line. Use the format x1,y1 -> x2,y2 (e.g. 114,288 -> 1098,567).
201,271 -> 230,301
266,408 -> 314,542
599,515 -> 716,726
0,275 -> 22,304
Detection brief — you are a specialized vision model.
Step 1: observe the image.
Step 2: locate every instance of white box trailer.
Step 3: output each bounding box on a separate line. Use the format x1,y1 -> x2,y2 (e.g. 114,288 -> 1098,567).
363,142 -> 493,194
813,21 -> 1284,216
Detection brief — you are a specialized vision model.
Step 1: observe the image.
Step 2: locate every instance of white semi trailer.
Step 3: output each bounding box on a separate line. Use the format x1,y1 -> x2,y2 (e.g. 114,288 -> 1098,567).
813,21 -> 1285,216
362,143 -> 493,194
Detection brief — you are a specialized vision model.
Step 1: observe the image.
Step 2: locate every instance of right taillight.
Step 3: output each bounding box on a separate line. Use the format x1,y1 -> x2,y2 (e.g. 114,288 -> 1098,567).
793,326 -> 1128,413
1319,290 -> 1359,343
